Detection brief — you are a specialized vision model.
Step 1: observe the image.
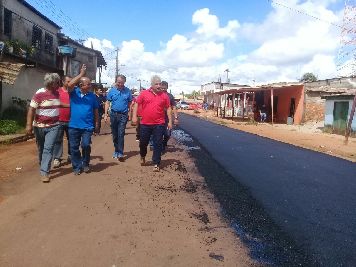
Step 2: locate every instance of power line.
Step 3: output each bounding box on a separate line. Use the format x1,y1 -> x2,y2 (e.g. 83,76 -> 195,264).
269,0 -> 343,29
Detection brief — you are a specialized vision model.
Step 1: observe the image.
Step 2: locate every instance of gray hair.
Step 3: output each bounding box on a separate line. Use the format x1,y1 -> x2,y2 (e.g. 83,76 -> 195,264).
44,73 -> 61,87
116,74 -> 126,82
150,75 -> 161,86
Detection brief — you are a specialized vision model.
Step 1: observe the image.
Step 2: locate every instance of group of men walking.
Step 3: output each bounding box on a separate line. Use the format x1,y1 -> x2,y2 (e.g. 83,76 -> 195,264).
26,66 -> 178,183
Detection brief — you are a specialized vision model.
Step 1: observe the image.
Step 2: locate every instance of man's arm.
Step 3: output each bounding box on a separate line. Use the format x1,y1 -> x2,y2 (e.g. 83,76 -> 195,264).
131,102 -> 138,126
167,107 -> 173,130
25,107 -> 35,135
172,106 -> 178,125
127,101 -> 132,120
94,109 -> 99,133
67,64 -> 86,92
104,100 -> 110,122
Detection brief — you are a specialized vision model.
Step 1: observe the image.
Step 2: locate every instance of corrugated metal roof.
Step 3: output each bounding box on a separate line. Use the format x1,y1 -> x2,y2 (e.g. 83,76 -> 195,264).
0,62 -> 25,85
215,83 -> 303,95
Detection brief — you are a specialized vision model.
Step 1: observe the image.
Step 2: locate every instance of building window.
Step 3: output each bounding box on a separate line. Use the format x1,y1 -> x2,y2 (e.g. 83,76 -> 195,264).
4,8 -> 12,37
44,33 -> 53,53
32,26 -> 42,49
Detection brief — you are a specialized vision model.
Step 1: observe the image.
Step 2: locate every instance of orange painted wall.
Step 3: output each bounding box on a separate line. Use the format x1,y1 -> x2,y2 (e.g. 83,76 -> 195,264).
263,85 -> 304,124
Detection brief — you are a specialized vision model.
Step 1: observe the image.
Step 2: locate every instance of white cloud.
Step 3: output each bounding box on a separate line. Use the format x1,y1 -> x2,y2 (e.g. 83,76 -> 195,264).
192,8 -> 240,39
87,2 -> 345,94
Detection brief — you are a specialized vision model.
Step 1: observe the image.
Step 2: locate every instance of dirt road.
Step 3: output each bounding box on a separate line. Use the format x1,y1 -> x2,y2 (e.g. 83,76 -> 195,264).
0,125 -> 254,267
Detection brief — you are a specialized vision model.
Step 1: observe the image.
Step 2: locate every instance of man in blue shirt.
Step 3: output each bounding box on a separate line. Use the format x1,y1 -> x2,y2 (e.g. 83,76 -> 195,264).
68,71 -> 99,175
104,74 -> 133,161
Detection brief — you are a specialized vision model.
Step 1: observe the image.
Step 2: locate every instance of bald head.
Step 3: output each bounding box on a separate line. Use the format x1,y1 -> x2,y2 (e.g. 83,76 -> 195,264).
79,77 -> 92,93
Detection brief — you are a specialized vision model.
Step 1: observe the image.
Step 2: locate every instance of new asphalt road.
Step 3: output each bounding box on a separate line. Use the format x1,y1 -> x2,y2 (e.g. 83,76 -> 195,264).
178,113 -> 356,266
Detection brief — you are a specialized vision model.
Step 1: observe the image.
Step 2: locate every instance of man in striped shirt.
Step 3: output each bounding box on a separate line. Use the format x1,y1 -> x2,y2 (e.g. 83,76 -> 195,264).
26,69 -> 85,182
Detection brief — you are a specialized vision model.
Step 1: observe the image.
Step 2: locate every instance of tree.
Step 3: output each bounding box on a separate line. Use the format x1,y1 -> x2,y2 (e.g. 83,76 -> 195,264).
300,72 -> 318,82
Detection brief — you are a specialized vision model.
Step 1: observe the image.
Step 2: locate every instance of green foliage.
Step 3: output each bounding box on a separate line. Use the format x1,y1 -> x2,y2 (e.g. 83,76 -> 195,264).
1,98 -> 29,127
0,120 -> 21,135
4,39 -> 36,57
185,90 -> 200,99
300,72 -> 318,82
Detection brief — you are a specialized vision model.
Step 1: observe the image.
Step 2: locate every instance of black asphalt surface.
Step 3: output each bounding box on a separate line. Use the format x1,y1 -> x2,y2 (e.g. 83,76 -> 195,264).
178,113 -> 356,266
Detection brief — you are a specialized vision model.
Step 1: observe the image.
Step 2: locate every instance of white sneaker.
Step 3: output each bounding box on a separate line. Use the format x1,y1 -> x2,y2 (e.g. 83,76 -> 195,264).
53,159 -> 61,168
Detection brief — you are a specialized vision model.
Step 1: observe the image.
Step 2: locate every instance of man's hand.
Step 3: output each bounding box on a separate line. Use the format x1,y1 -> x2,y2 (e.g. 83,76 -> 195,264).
167,121 -> 173,130
25,125 -> 33,135
80,64 -> 87,75
131,117 -> 137,126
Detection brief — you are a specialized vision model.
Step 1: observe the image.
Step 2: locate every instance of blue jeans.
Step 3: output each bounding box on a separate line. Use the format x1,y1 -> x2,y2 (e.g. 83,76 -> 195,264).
140,124 -> 165,165
53,122 -> 70,160
34,125 -> 61,176
68,127 -> 93,173
110,112 -> 128,156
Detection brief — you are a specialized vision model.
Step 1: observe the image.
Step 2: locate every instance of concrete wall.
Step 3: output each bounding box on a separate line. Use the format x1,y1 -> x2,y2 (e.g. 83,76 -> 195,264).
324,98 -> 356,131
1,66 -> 47,112
1,0 -> 60,67
271,85 -> 304,124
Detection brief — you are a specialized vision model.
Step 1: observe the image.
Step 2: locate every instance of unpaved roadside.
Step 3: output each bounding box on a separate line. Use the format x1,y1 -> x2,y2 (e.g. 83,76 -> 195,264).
182,110 -> 356,163
0,125 -> 255,267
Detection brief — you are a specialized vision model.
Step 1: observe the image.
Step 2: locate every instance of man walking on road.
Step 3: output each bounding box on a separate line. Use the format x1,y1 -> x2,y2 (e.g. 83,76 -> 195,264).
132,75 -> 172,172
26,73 -> 62,182
161,81 -> 178,152
53,75 -> 72,168
67,66 -> 99,175
104,74 -> 132,161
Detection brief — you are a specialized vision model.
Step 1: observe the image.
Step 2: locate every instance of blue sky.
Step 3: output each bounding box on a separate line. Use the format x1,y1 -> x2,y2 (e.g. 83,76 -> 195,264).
27,0 -> 348,94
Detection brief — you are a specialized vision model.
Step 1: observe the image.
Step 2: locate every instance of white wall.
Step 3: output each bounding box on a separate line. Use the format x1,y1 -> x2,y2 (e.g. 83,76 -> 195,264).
2,67 -> 47,111
324,99 -> 356,131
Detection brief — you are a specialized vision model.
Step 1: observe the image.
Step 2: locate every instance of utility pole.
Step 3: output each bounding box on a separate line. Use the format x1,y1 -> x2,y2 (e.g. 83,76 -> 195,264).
115,47 -> 119,78
224,69 -> 230,83
137,79 -> 142,91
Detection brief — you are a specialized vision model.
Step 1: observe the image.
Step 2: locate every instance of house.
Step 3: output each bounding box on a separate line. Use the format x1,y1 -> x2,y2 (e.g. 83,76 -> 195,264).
57,35 -> 106,82
201,82 -> 250,109
202,77 -> 356,125
0,0 -> 62,112
322,90 -> 356,134
303,77 -> 356,122
212,82 -> 304,124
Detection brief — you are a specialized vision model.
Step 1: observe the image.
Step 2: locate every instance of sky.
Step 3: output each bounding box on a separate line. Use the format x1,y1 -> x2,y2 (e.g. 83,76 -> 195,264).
26,0 -> 350,94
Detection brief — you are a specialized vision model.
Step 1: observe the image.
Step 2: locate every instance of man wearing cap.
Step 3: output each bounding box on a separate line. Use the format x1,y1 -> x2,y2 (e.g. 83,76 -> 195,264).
104,74 -> 133,161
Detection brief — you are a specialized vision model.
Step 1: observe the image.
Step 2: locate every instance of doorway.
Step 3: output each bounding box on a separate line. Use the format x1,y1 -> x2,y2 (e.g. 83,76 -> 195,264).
333,101 -> 349,133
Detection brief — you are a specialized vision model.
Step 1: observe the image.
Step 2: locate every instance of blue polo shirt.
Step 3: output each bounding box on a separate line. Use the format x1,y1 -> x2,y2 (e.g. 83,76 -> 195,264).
69,87 -> 99,130
107,86 -> 132,113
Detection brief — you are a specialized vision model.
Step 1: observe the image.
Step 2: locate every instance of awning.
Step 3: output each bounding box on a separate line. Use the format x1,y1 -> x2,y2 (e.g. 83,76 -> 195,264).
0,62 -> 25,85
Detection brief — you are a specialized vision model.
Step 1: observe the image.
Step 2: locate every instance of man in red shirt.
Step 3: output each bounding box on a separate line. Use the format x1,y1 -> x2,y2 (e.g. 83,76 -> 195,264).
132,75 -> 172,172
53,75 -> 72,167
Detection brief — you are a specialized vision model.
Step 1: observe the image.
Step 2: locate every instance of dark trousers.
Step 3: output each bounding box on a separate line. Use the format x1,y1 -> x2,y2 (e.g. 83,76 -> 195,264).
110,112 -> 128,156
136,116 -> 141,139
162,122 -> 171,150
68,128 -> 93,172
139,124 -> 165,165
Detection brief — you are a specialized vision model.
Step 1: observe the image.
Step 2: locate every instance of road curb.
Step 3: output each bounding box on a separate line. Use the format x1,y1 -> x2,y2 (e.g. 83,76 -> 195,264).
0,134 -> 34,145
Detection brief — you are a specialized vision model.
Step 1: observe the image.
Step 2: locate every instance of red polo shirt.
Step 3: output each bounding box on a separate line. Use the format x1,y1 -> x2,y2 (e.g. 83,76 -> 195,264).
136,88 -> 170,125
58,87 -> 70,122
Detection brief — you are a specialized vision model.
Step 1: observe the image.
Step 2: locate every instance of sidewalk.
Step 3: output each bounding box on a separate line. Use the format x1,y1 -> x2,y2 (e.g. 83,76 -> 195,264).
182,110 -> 356,163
